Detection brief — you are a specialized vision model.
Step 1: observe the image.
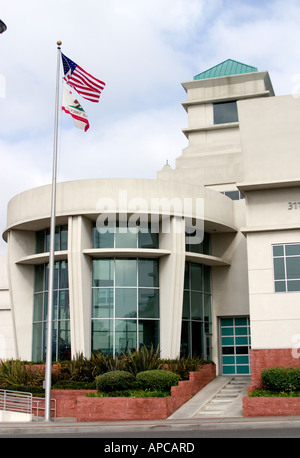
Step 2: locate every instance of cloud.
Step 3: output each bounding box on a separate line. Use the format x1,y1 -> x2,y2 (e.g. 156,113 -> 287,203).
58,105 -> 187,182
0,137 -> 52,254
189,0 -> 300,95
2,0 -> 300,255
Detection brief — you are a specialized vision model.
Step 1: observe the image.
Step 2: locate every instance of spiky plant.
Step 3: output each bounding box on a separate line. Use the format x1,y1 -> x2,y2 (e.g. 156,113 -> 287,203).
0,359 -> 45,387
123,345 -> 162,376
163,355 -> 204,380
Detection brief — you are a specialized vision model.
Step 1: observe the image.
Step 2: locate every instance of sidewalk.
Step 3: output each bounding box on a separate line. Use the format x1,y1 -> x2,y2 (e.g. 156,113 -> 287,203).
1,415 -> 300,436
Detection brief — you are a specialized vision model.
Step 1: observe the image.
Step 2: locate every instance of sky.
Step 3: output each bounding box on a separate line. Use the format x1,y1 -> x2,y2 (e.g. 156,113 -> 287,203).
1,0 -> 300,255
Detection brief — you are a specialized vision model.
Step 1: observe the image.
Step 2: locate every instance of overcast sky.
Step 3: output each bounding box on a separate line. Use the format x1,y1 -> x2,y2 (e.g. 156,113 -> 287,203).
1,0 -> 300,255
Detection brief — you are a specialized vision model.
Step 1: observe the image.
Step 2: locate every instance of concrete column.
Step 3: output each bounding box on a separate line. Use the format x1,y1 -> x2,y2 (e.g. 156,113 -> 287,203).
6,230 -> 35,360
68,216 -> 92,358
159,216 -> 186,359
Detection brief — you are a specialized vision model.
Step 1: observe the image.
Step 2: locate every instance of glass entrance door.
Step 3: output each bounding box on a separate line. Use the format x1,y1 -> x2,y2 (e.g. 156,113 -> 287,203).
220,317 -> 251,375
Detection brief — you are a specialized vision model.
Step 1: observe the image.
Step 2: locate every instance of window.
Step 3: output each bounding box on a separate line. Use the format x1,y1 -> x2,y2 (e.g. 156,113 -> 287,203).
32,261 -> 70,361
221,190 -> 245,201
213,101 -> 238,125
92,258 -> 159,356
273,244 -> 300,292
180,262 -> 212,359
185,231 -> 210,255
93,222 -> 159,249
36,225 -> 68,254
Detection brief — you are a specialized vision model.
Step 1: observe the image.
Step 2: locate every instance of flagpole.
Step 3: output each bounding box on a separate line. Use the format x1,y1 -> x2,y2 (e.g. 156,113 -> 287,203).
44,40 -> 62,422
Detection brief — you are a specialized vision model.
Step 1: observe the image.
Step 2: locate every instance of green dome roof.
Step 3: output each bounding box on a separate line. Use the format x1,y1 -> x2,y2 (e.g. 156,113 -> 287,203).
194,59 -> 258,80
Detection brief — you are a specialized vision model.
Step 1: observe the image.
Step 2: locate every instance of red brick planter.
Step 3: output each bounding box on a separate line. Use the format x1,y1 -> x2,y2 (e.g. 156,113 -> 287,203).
242,348 -> 300,417
243,396 -> 300,417
47,363 -> 216,422
248,349 -> 300,391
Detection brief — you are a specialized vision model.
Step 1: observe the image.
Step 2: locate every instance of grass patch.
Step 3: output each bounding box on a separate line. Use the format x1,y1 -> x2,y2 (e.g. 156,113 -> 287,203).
249,389 -> 300,397
86,389 -> 169,398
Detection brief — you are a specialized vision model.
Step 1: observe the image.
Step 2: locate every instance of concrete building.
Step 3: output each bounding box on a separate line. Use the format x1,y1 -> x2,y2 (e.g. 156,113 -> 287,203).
2,59 -> 300,377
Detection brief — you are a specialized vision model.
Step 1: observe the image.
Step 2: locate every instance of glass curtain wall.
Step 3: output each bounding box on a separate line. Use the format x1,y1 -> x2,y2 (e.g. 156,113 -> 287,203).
32,261 -> 70,361
36,225 -> 68,253
185,231 -> 210,255
93,222 -> 159,250
180,262 -> 212,359
92,258 -> 159,355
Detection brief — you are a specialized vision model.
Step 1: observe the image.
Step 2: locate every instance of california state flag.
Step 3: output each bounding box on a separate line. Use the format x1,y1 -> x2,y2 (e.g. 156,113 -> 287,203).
62,84 -> 90,132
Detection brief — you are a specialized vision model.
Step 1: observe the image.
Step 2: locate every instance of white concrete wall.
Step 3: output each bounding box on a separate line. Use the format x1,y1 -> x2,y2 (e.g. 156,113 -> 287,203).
0,256 -> 15,359
247,231 -> 300,349
239,92 -> 300,349
242,187 -> 300,350
0,410 -> 33,422
6,231 -> 35,360
239,95 -> 300,184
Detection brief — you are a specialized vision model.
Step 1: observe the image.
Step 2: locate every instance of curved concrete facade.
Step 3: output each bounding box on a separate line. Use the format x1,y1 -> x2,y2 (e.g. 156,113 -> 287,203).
3,177 -> 238,367
3,178 -> 236,237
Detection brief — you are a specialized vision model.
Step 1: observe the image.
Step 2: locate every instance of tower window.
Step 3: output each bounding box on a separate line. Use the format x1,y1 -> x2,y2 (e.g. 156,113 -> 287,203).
213,101 -> 238,125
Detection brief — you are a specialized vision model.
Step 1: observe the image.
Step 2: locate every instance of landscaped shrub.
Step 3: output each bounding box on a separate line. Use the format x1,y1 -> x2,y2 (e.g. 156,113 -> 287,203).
58,353 -> 103,382
249,388 -> 300,397
87,389 -> 169,398
261,367 -> 300,392
123,345 -> 162,375
0,351 -> 212,394
4,385 -> 45,395
136,369 -> 179,392
0,359 -> 45,387
163,355 -> 205,380
95,370 -> 136,393
52,380 -> 96,390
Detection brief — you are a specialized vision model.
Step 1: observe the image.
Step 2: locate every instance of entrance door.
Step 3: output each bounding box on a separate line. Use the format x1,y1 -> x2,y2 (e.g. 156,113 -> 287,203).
220,317 -> 251,375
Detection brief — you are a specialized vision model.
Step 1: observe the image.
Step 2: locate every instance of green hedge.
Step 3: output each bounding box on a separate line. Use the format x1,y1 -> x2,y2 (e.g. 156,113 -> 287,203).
3,385 -> 45,395
95,370 -> 136,393
95,369 -> 180,394
261,367 -> 300,392
87,389 -> 169,398
136,370 -> 179,392
249,388 -> 300,397
52,380 -> 96,390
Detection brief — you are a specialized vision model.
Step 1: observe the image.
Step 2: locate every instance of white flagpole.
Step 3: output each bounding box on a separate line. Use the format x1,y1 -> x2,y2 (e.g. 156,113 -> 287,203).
44,40 -> 62,422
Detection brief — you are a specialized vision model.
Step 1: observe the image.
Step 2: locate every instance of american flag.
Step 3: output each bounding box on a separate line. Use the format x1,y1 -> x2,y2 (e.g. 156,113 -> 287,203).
61,53 -> 105,103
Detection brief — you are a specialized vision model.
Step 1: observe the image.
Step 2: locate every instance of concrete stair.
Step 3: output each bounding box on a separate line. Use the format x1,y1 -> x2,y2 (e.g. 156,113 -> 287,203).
194,376 -> 250,418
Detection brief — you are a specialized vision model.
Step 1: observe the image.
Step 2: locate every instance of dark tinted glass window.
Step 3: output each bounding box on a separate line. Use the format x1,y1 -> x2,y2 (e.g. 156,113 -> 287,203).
213,101 -> 238,124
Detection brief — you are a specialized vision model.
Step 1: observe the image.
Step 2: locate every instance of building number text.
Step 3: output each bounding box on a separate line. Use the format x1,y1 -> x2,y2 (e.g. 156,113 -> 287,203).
288,202 -> 300,210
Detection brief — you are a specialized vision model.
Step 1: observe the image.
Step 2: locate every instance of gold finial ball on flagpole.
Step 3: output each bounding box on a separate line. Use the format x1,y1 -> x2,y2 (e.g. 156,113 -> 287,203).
57,40 -> 62,46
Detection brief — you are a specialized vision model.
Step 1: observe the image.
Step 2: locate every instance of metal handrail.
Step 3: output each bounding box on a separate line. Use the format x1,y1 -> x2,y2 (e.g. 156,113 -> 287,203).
32,396 -> 56,421
0,389 -> 56,420
0,389 -> 32,414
